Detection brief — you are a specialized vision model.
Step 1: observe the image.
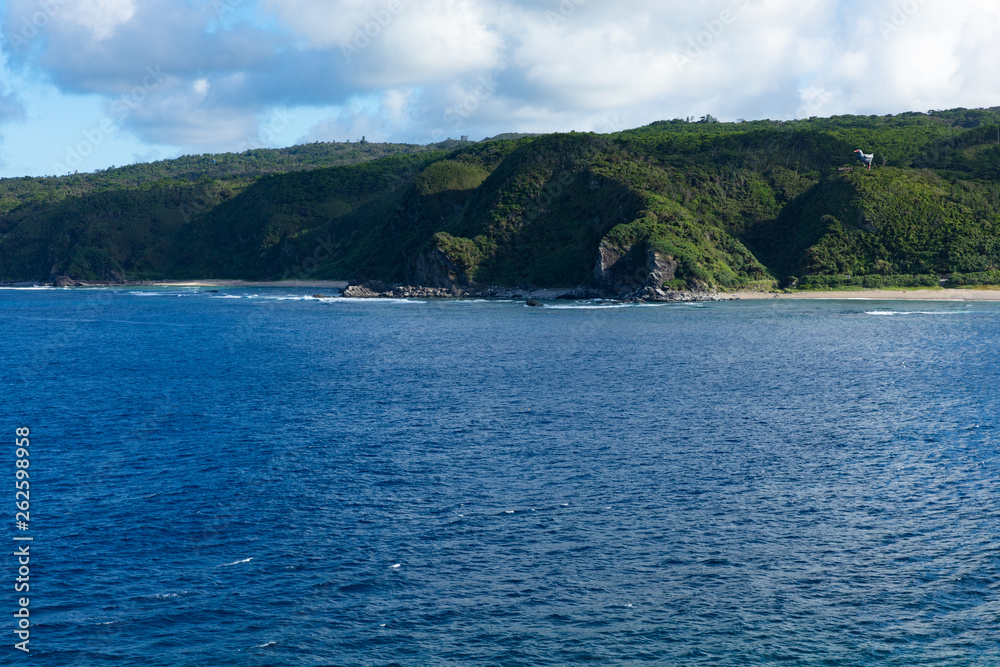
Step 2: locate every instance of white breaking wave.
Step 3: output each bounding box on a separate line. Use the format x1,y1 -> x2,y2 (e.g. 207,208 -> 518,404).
316,298 -> 426,305
144,591 -> 188,599
543,301 -> 684,309
259,295 -> 324,301
543,303 -> 632,310
220,558 -> 253,567
128,291 -> 201,298
865,310 -> 968,316
0,286 -> 56,290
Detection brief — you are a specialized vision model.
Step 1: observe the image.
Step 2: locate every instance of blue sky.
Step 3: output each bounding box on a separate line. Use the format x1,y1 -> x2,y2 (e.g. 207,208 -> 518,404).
1,0 -> 998,178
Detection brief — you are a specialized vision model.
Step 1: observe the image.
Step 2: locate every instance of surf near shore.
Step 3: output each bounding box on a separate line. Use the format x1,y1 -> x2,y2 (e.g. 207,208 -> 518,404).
730,288 -> 1000,301
21,278 -> 1000,302
147,279 -> 350,289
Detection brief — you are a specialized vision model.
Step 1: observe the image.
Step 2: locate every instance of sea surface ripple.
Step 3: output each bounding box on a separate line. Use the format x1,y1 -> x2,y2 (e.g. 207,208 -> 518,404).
1,288 -> 998,665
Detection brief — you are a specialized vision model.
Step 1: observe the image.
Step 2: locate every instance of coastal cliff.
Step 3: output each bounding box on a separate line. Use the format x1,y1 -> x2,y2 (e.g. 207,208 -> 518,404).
4,108 -> 1000,292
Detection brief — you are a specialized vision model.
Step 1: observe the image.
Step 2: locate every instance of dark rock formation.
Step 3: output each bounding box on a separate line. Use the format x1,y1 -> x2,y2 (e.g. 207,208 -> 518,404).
595,240 -> 681,294
342,280 -> 465,299
341,282 -> 382,298
338,273 -> 738,304
411,248 -> 463,288
645,247 -> 678,287
555,287 -> 606,300
594,240 -> 640,292
591,240 -> 734,302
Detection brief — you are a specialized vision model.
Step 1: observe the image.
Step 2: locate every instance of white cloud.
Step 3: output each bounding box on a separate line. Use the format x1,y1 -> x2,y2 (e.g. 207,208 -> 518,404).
811,0 -> 1000,115
60,0 -> 137,41
303,88 -> 417,143
262,0 -> 391,47
513,20 -> 680,109
5,0 -> 1000,175
3,0 -> 137,44
264,0 -> 503,85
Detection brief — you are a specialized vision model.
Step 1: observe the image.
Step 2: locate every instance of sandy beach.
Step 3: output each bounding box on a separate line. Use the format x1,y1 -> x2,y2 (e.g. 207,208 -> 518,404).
730,288 -> 1000,301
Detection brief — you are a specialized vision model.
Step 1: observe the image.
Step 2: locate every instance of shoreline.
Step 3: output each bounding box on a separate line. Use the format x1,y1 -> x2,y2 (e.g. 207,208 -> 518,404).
9,279 -> 1000,301
1,279 -> 352,289
730,288 -> 1000,301
147,279 -> 351,288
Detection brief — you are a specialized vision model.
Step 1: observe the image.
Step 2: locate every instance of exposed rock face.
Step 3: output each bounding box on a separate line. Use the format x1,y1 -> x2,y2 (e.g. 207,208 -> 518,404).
594,240 -> 639,292
341,282 -> 382,298
595,240 -> 680,293
411,248 -> 462,288
341,239 -> 736,303
619,286 -> 730,303
339,279 -> 734,303
645,247 -> 677,287
341,235 -> 713,304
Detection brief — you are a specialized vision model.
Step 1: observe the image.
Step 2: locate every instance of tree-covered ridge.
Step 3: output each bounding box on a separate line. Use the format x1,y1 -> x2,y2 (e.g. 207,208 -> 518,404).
0,139 -> 464,213
4,108 -> 1000,289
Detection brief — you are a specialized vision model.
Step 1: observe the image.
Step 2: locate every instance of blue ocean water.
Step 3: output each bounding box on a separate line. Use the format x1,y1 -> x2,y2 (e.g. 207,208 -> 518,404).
2,287 -> 999,666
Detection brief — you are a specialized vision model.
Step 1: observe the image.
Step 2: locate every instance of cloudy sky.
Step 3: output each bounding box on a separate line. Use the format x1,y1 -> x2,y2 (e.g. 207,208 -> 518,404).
0,0 -> 998,177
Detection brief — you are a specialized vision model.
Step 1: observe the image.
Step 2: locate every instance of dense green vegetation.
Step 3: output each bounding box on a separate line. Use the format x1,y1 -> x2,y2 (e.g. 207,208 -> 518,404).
4,108 -> 1000,290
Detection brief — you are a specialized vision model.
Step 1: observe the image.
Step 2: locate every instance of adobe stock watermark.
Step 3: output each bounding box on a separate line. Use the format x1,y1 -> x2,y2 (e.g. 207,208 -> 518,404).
53,66 -> 166,174
674,0 -> 751,71
282,235 -> 342,281
793,89 -> 832,120
878,0 -> 929,38
176,186 -> 214,225
177,109 -> 295,223
281,173 -> 413,280
278,161 -> 413,280
6,0 -> 65,50
547,0 -> 586,29
341,0 -> 403,63
524,119 -> 621,223
212,0 -> 244,21
430,73 -> 499,142
234,108 -> 294,153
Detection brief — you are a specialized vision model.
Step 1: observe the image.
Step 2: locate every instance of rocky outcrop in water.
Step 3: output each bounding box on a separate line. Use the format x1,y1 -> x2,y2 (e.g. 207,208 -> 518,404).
618,286 -> 731,303
53,276 -> 81,287
340,280 -> 734,303
342,281 -> 464,299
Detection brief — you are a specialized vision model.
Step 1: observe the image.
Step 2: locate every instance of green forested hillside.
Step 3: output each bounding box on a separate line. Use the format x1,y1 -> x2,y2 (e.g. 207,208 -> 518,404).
0,139 -> 461,281
4,109 -> 1000,290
